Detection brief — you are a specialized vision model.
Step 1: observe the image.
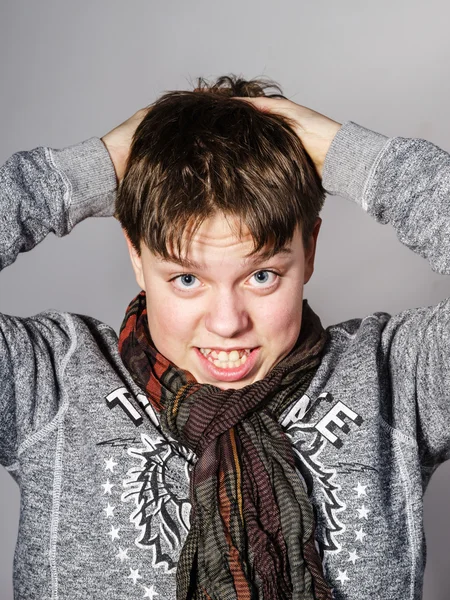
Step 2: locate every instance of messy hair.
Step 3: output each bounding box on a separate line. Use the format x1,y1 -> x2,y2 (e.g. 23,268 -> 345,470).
115,75 -> 325,260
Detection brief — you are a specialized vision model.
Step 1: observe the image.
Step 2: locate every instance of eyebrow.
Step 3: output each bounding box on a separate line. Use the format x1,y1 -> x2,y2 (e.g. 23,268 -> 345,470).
159,247 -> 293,270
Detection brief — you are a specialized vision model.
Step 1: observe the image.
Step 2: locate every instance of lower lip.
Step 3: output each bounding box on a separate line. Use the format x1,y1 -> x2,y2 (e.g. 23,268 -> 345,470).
194,347 -> 260,382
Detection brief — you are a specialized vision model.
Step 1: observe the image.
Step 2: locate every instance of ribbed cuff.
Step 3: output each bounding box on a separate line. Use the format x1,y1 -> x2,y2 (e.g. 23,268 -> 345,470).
322,121 -> 389,209
51,137 -> 117,229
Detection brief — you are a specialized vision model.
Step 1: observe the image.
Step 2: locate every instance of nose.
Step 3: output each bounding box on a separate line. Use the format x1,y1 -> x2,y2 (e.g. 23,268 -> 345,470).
204,289 -> 249,339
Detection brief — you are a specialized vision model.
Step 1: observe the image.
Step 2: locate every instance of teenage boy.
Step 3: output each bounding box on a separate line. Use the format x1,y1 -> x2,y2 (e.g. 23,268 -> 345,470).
1,76 -> 449,600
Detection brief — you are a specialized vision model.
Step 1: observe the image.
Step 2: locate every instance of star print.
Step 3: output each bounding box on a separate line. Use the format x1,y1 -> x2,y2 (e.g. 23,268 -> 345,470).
353,482 -> 368,497
348,549 -> 360,564
104,457 -> 118,473
336,570 -> 349,585
357,505 -> 370,520
355,527 -> 366,543
116,547 -> 130,562
128,567 -> 142,585
108,526 -> 120,541
143,586 -> 159,599
102,480 -> 114,495
104,503 -> 115,518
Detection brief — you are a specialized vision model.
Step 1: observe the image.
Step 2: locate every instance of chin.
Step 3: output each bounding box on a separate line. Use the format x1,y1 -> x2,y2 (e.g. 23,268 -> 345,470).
214,372 -> 265,391
216,381 -> 248,391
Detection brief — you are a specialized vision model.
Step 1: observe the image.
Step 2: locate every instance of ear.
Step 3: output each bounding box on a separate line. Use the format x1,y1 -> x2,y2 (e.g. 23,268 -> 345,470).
122,230 -> 146,291
303,217 -> 322,285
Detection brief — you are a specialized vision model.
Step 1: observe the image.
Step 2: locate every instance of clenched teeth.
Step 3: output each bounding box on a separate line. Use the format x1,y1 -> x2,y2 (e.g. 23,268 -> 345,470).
199,348 -> 252,369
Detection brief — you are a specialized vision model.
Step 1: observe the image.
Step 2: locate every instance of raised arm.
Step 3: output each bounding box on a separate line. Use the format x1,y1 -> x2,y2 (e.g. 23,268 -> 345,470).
0,139 -> 116,271
0,105 -> 149,271
0,109 -> 145,469
243,96 -> 450,274
323,122 -> 450,275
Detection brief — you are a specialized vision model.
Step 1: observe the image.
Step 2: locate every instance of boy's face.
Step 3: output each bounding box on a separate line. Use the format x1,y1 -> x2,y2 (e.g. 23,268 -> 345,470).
125,214 -> 320,390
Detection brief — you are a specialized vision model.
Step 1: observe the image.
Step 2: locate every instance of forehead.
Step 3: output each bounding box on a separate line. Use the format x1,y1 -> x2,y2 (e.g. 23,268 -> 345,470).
153,213 -> 299,270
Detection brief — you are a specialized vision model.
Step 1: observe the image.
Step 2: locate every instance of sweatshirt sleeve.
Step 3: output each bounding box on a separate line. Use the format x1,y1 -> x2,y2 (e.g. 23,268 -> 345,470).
322,123 -> 450,468
322,121 -> 450,274
0,137 -> 117,270
0,138 -> 117,469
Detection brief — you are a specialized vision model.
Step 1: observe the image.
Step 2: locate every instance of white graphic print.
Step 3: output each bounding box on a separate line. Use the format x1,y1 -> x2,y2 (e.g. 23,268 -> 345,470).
294,431 -> 347,552
143,585 -> 159,598
128,567 -> 143,584
99,438 -> 191,598
116,547 -> 130,562
122,434 -> 193,572
353,482 -> 367,498
285,400 -> 347,553
100,388 -> 374,596
283,393 -> 374,590
99,453 -> 156,595
354,526 -> 366,543
334,480 -> 372,587
102,479 -> 114,495
108,525 -> 120,541
336,570 -> 349,585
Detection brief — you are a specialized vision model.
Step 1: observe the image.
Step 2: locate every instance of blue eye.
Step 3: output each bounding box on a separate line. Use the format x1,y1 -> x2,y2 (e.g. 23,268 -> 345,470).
251,270 -> 278,286
172,274 -> 201,289
170,270 -> 279,292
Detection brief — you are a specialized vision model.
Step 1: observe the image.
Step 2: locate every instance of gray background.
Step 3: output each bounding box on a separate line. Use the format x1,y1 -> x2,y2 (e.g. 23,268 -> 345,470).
1,0 -> 450,597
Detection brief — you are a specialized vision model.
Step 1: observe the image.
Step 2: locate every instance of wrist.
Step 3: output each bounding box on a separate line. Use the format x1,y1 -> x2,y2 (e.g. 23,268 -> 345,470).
322,121 -> 389,201
51,137 -> 117,228
100,137 -> 125,183
316,121 -> 342,178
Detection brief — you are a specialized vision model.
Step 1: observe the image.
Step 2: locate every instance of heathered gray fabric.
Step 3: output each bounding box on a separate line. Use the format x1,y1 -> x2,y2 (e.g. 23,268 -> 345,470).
1,122 -> 449,599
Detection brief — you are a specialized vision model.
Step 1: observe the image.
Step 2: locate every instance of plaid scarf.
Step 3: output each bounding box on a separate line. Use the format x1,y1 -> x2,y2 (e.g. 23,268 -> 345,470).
118,291 -> 332,600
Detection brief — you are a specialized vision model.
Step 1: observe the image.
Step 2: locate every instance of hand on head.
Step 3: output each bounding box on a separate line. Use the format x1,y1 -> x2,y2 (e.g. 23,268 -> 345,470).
101,108 -> 149,182
235,96 -> 341,177
101,91 -> 341,184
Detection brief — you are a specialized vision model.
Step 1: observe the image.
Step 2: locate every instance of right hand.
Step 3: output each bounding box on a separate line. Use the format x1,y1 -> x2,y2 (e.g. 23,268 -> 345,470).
101,108 -> 149,182
237,97 -> 341,177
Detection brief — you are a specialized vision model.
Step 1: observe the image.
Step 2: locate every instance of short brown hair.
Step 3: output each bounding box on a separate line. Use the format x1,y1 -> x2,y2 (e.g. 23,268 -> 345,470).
116,75 -> 325,260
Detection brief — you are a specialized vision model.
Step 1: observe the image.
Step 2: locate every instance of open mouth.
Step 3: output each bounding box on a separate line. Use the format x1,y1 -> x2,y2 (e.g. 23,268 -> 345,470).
195,347 -> 260,382
198,348 -> 252,369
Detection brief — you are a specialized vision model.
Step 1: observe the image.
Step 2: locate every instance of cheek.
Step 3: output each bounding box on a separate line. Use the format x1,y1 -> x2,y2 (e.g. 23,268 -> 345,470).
256,284 -> 304,332
144,286 -> 200,348
261,304 -> 303,347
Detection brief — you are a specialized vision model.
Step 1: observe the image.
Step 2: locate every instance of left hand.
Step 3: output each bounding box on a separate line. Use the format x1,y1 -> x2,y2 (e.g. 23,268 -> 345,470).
237,96 -> 341,177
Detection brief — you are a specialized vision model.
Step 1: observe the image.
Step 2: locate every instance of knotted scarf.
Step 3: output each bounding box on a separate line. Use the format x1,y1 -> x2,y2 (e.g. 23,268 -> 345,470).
118,291 -> 332,600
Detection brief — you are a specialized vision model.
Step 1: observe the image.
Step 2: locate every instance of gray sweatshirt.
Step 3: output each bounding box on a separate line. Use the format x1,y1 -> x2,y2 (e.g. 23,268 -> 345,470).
1,121 -> 449,600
